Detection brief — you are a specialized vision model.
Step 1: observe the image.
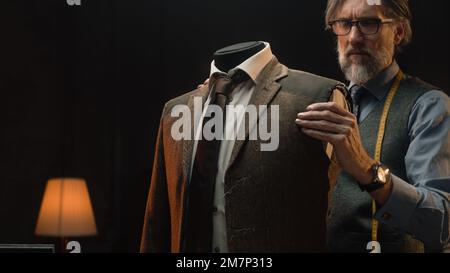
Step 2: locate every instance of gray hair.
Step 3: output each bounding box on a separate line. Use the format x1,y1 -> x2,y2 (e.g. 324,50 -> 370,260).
325,0 -> 413,51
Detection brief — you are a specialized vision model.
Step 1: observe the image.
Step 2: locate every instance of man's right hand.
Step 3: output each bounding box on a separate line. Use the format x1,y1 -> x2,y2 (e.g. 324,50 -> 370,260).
197,78 -> 209,89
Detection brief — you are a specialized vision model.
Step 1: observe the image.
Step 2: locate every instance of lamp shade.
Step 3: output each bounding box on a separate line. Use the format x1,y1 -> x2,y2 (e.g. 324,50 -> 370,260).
35,178 -> 97,237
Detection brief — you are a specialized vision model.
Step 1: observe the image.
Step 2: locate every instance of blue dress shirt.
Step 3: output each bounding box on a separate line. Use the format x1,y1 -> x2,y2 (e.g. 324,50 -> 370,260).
349,61 -> 450,250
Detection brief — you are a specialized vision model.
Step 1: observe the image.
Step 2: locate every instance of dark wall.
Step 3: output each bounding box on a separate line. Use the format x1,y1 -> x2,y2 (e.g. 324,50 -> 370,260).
0,0 -> 448,252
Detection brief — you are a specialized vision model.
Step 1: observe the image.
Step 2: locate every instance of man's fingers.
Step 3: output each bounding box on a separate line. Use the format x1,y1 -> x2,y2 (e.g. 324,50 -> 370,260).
295,119 -> 350,135
306,102 -> 354,118
197,78 -> 210,89
297,110 -> 355,127
301,128 -> 341,143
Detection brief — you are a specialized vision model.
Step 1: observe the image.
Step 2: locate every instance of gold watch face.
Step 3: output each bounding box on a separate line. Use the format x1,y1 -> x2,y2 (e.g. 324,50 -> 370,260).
377,167 -> 389,184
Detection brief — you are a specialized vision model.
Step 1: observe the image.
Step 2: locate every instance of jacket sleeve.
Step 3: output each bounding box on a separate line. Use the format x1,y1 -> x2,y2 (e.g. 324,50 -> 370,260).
140,104 -> 172,252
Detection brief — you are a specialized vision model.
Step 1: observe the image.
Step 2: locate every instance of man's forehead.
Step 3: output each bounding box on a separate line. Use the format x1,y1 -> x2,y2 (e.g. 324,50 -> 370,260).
367,0 -> 382,5
336,0 -> 385,18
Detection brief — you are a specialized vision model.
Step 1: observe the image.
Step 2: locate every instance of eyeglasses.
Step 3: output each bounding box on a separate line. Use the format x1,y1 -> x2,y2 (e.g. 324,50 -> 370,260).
329,18 -> 395,36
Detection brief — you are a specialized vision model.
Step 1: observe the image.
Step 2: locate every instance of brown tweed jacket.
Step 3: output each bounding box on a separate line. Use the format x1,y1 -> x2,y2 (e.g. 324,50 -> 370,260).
140,57 -> 344,252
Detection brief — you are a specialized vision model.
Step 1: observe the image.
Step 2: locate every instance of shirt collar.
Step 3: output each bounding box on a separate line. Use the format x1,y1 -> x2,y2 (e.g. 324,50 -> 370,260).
348,60 -> 400,101
209,42 -> 273,83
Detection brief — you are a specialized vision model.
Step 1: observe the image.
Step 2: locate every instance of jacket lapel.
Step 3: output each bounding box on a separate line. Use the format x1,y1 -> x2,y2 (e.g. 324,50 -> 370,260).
182,84 -> 210,187
227,57 -> 288,171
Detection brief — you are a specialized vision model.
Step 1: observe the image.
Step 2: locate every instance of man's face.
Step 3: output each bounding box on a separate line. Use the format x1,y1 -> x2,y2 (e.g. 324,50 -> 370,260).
335,0 -> 403,84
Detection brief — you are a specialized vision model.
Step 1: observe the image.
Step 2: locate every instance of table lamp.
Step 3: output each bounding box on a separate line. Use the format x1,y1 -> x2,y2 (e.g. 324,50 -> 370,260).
35,178 -> 97,252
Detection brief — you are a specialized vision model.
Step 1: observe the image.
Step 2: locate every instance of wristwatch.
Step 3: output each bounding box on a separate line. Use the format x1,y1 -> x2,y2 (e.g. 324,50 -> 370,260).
359,162 -> 392,193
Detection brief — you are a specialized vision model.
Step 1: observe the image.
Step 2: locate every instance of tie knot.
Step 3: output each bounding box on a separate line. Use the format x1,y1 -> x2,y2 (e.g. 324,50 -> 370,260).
210,70 -> 249,98
229,69 -> 250,85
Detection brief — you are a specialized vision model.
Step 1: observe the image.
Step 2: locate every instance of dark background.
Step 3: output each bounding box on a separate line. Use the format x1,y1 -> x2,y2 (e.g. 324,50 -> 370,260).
0,0 -> 448,252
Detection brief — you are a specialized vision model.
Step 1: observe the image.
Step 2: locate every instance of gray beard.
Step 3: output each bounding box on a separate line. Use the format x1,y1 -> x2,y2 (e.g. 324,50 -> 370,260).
341,60 -> 380,85
338,46 -> 393,85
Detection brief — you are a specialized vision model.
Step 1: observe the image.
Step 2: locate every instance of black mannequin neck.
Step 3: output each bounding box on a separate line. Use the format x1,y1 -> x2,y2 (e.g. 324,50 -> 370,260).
213,41 -> 265,72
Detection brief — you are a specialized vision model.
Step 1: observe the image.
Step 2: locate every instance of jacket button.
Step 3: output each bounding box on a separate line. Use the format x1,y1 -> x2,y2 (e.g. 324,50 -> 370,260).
382,212 -> 391,220
214,247 -> 220,253
213,206 -> 218,213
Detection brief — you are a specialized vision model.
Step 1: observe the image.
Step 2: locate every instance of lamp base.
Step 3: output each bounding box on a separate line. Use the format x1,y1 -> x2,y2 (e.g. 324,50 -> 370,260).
59,237 -> 69,253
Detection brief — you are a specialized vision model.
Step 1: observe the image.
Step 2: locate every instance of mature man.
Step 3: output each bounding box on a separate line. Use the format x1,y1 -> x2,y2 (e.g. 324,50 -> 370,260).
296,0 -> 449,252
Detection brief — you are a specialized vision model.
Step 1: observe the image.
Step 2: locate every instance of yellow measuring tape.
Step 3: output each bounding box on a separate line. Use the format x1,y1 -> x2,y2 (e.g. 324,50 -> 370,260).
371,70 -> 404,243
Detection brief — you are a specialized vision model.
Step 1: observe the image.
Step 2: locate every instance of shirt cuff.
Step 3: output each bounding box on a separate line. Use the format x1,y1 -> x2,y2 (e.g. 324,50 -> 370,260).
374,174 -> 421,230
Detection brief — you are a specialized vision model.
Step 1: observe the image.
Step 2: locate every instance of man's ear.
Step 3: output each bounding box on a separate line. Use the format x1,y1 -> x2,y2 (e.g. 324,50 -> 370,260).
393,21 -> 406,45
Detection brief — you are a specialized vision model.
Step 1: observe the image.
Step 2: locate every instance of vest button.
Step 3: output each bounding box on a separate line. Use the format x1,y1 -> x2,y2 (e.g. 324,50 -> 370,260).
213,206 -> 218,213
214,247 -> 220,253
382,212 -> 391,220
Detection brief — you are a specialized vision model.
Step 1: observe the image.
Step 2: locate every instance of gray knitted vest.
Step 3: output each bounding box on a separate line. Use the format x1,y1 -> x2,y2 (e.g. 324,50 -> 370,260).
327,74 -> 437,252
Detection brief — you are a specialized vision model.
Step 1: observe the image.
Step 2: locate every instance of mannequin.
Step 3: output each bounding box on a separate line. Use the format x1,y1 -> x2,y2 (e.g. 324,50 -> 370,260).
213,41 -> 265,72
141,40 -> 346,253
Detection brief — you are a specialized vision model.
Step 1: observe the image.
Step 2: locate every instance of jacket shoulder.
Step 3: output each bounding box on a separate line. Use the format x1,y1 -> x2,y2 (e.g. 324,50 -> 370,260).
160,88 -> 205,117
280,69 -> 345,100
165,89 -> 196,108
285,69 -> 342,87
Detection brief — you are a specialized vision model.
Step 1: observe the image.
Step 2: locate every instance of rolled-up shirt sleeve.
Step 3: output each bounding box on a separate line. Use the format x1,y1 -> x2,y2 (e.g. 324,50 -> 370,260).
374,90 -> 450,251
